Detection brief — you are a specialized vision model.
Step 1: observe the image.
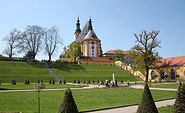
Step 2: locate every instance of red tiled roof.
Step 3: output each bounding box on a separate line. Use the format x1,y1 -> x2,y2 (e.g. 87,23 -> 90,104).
0,54 -> 4,57
103,50 -> 138,55
80,57 -> 114,61
155,56 -> 185,67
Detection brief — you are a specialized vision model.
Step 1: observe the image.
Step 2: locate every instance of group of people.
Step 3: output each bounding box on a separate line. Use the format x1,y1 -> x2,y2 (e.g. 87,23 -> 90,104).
99,79 -> 118,87
99,80 -> 130,87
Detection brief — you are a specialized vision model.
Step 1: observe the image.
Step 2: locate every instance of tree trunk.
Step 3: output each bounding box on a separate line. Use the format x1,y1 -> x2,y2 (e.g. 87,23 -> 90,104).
145,68 -> 149,82
48,54 -> 51,62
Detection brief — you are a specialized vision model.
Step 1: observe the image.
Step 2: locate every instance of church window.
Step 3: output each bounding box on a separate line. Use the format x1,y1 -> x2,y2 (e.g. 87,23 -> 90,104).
170,69 -> 176,79
92,41 -> 94,44
92,46 -> 94,49
151,71 -> 156,79
160,70 -> 165,79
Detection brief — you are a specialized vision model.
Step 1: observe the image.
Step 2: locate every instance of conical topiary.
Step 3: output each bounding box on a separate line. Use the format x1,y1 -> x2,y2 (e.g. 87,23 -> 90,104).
58,88 -> 79,113
63,80 -> 66,84
136,83 -> 158,113
59,80 -> 62,84
49,80 -> 52,84
172,82 -> 185,113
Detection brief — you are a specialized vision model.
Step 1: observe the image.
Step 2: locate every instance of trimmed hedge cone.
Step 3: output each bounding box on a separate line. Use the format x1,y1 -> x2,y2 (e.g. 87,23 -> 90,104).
58,88 -> 79,113
136,83 -> 158,113
172,82 -> 185,113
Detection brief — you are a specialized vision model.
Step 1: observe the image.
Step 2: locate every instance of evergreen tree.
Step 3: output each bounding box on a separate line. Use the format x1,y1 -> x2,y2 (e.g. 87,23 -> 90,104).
53,80 -> 55,84
25,80 -> 28,84
83,80 -> 86,84
63,80 -> 66,84
137,83 -> 158,113
58,88 -> 79,113
59,80 -> 62,84
27,80 -> 30,84
172,82 -> 185,113
11,80 -> 16,85
49,80 -> 52,84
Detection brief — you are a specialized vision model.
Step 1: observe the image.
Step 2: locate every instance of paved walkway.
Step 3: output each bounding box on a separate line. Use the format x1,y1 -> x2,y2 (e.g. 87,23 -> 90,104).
83,99 -> 175,113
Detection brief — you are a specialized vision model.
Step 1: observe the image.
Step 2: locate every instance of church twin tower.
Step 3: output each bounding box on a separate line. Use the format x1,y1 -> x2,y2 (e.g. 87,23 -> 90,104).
73,17 -> 103,57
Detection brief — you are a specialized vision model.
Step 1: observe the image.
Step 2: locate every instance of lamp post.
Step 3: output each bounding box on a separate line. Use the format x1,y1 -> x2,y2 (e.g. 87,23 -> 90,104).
35,82 -> 45,113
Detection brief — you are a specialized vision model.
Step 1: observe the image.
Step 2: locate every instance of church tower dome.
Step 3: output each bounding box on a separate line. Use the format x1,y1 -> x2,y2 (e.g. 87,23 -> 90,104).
74,17 -> 81,41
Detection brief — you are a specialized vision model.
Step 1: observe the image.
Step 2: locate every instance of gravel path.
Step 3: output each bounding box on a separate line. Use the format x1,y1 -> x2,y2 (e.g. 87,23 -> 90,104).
83,99 -> 175,113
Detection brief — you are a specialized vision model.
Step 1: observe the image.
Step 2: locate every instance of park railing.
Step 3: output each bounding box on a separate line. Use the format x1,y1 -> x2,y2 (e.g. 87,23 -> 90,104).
115,61 -> 145,81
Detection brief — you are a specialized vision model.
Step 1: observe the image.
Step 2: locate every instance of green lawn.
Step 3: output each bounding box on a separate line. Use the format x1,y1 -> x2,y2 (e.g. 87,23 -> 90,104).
0,88 -> 176,113
0,61 -> 54,83
0,83 -> 80,90
158,105 -> 173,113
152,83 -> 179,89
51,63 -> 137,83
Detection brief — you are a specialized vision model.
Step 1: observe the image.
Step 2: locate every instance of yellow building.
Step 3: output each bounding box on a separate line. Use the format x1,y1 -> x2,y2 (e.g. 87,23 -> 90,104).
74,17 -> 103,57
149,56 -> 185,82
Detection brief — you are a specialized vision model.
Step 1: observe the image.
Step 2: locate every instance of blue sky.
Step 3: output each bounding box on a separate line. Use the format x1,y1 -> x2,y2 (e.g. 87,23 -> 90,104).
0,0 -> 185,60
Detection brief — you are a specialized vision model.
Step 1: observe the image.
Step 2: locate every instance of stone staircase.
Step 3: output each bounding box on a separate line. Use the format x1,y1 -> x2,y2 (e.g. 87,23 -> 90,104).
43,62 -> 62,83
115,61 -> 145,81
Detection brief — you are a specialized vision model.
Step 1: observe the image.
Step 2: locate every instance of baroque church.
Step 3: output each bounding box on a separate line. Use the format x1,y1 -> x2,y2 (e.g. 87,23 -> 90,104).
60,18 -> 103,58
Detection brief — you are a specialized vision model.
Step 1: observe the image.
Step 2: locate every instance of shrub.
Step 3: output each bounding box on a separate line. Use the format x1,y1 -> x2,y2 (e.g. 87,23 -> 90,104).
27,80 -> 30,84
25,80 -> 28,84
121,80 -> 123,83
59,80 -> 62,84
11,80 -> 16,85
136,83 -> 158,113
49,80 -> 52,84
87,80 -> 90,84
25,80 -> 30,85
52,80 -> 55,84
92,80 -> 95,83
73,80 -> 76,83
63,80 -> 66,84
83,80 -> 86,84
37,80 -> 40,83
77,80 -> 80,84
58,88 -> 79,113
172,82 -> 185,113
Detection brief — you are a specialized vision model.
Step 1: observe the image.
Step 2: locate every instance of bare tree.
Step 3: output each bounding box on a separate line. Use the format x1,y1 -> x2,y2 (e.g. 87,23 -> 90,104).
131,30 -> 161,82
44,27 -> 62,62
20,25 -> 44,61
3,29 -> 22,60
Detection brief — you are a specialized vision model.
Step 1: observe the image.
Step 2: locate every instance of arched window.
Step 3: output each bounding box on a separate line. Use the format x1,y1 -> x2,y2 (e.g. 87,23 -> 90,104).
160,70 -> 165,79
151,70 -> 156,79
170,69 -> 176,79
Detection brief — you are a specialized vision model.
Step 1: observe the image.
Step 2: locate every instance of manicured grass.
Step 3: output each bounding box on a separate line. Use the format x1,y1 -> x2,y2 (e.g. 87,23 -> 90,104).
0,83 -> 80,90
158,105 -> 173,113
0,61 -> 54,83
51,63 -> 138,83
152,83 -> 179,89
0,88 -> 176,112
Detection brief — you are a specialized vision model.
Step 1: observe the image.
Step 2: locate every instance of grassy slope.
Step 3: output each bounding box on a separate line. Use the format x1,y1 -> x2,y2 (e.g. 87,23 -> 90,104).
0,61 -> 53,83
51,63 -> 137,83
0,88 -> 176,113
